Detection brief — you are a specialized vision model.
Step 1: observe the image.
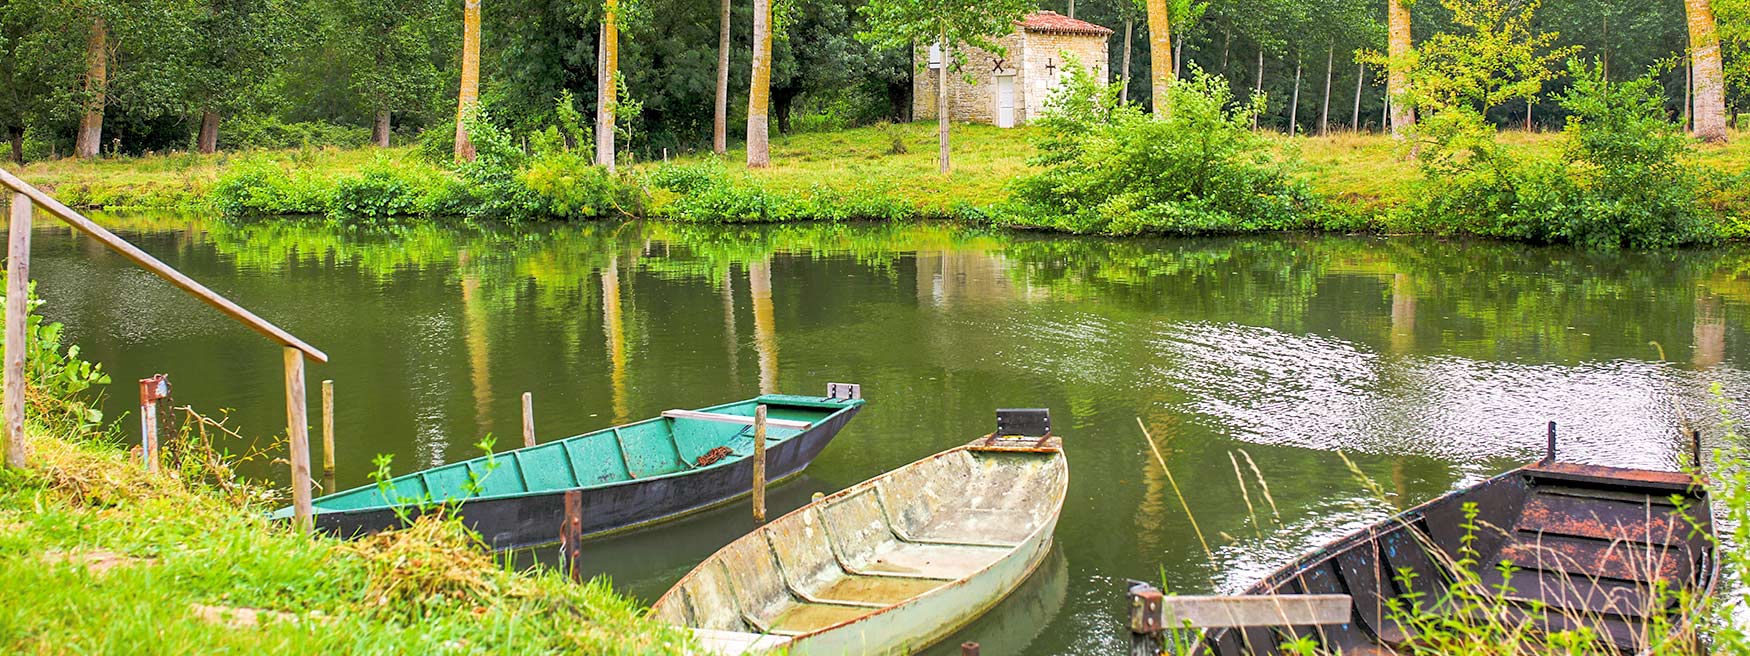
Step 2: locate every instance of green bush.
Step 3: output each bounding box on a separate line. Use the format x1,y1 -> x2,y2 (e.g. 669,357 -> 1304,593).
220,115 -> 371,150
210,157 -> 330,217
647,161 -> 915,223
0,275 -> 110,429
521,151 -> 640,220
1002,61 -> 1326,236
326,157 -> 450,226
1414,61 -> 1717,248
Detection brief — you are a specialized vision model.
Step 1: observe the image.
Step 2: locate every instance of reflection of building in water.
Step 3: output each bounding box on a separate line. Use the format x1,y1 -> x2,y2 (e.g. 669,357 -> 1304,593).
459,251 -> 494,441
602,258 -> 630,424
1694,293 -> 1725,369
750,259 -> 779,394
913,250 -> 1027,307
1390,273 -> 1416,354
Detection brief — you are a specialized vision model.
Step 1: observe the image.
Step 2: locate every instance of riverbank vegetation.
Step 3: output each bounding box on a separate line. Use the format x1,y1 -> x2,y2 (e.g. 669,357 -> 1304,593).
0,283 -> 689,654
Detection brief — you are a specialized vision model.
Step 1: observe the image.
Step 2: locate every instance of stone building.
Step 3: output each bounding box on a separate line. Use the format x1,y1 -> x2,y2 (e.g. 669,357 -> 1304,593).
912,11 -> 1112,128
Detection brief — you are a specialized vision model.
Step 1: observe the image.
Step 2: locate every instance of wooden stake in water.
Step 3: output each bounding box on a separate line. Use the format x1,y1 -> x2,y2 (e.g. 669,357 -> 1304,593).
4,193 -> 29,469
753,404 -> 767,522
321,380 -> 335,481
283,347 -> 313,535
522,392 -> 535,448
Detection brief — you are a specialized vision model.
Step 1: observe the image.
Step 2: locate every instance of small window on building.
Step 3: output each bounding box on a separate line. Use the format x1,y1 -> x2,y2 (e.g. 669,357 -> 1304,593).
928,42 -> 942,69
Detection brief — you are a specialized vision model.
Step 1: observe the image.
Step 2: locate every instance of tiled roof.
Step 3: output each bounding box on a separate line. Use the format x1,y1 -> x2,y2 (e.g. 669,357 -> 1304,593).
1017,11 -> 1114,36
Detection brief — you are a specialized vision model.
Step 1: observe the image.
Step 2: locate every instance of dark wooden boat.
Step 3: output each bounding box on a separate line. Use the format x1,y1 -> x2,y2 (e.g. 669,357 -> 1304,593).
1135,432 -> 1718,656
272,388 -> 864,550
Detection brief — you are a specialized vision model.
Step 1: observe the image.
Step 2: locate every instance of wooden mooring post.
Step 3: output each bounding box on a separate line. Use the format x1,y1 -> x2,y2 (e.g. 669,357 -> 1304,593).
4,192 -> 30,469
561,489 -> 583,582
752,404 -> 767,523
138,374 -> 170,472
284,348 -> 313,535
961,642 -> 980,656
521,392 -> 535,448
321,380 -> 335,481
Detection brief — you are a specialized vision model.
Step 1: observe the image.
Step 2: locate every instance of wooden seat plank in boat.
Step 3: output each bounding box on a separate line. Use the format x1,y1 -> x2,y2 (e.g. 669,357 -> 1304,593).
1150,452 -> 1717,656
655,414 -> 1068,655
274,392 -> 864,550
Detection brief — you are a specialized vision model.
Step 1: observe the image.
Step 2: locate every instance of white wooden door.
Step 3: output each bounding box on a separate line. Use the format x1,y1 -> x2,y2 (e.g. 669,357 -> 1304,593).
995,76 -> 1016,128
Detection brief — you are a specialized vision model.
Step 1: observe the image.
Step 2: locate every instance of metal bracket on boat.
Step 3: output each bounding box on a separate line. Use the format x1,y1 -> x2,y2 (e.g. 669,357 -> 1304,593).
996,408 -> 1050,439
827,382 -> 862,401
1543,421 -> 1557,465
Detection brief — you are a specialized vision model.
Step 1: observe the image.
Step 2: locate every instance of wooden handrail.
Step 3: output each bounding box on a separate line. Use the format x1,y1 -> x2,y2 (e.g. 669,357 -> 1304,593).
0,167 -> 327,362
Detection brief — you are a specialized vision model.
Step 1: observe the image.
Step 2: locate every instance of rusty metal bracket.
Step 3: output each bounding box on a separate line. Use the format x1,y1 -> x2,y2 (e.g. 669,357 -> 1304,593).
1128,580 -> 1166,634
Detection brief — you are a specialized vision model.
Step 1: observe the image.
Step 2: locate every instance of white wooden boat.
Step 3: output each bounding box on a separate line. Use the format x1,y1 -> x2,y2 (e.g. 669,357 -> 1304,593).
652,410 -> 1069,655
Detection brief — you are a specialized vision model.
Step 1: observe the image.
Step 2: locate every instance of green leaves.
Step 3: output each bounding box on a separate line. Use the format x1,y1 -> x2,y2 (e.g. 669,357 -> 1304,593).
855,0 -> 1032,61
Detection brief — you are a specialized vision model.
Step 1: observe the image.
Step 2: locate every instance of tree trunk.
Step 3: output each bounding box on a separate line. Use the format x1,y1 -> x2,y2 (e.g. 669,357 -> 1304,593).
747,0 -> 772,167
937,30 -> 950,174
1145,0 -> 1172,117
774,88 -> 797,134
1387,0 -> 1415,141
1353,62 -> 1364,131
1253,50 -> 1263,130
75,15 -> 108,159
598,0 -> 620,171
1221,28 -> 1231,74
7,128 -> 22,165
373,109 -> 391,147
1319,42 -> 1333,136
1686,0 -> 1728,142
1067,0 -> 1074,18
1525,100 -> 1532,132
1120,19 -> 1134,104
1174,39 -> 1183,79
1684,56 -> 1693,131
1289,57 -> 1302,136
714,0 -> 730,154
454,0 -> 481,162
197,108 -> 221,154
1121,19 -> 1133,105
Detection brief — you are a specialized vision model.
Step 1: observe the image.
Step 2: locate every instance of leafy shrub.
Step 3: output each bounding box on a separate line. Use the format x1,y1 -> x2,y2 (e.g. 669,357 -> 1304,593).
211,157 -> 330,217
0,275 -> 110,429
521,151 -> 639,220
647,161 -> 915,223
1415,61 -> 1717,248
1002,61 -> 1326,236
326,157 -> 450,226
220,114 -> 371,150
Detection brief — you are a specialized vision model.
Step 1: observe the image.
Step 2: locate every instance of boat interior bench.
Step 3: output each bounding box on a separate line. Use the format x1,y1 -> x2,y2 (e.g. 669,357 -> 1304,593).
655,448 -> 1066,636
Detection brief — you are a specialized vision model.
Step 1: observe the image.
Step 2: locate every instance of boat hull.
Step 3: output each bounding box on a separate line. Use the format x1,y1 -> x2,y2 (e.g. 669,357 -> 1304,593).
787,529 -> 1057,656
310,403 -> 860,550
1190,461 -> 1717,656
656,433 -> 1069,656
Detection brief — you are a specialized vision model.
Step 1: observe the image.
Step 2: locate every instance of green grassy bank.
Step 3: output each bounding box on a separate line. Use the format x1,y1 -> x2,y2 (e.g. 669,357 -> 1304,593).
0,423 -> 690,654
10,121 -> 1750,240
0,294 -> 690,654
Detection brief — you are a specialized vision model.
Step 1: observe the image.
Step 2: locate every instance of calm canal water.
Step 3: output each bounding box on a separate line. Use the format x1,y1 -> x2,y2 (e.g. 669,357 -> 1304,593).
24,214 -> 1750,654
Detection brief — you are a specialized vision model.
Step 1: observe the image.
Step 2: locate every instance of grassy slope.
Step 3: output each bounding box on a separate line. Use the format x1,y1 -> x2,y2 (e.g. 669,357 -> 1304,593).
13,121 -> 1750,214
0,421 -> 690,654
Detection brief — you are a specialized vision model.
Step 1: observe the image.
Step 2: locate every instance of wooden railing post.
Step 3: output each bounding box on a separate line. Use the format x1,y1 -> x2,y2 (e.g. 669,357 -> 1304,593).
521,391 -> 535,448
4,192 -> 29,469
561,489 -> 583,582
321,379 -> 335,482
283,347 -> 313,534
753,404 -> 767,523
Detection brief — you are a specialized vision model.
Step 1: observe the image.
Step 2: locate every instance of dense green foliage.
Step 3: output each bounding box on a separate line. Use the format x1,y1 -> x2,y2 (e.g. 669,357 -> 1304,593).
1001,61 -> 1333,235
1415,63 -> 1718,248
649,160 -> 915,222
